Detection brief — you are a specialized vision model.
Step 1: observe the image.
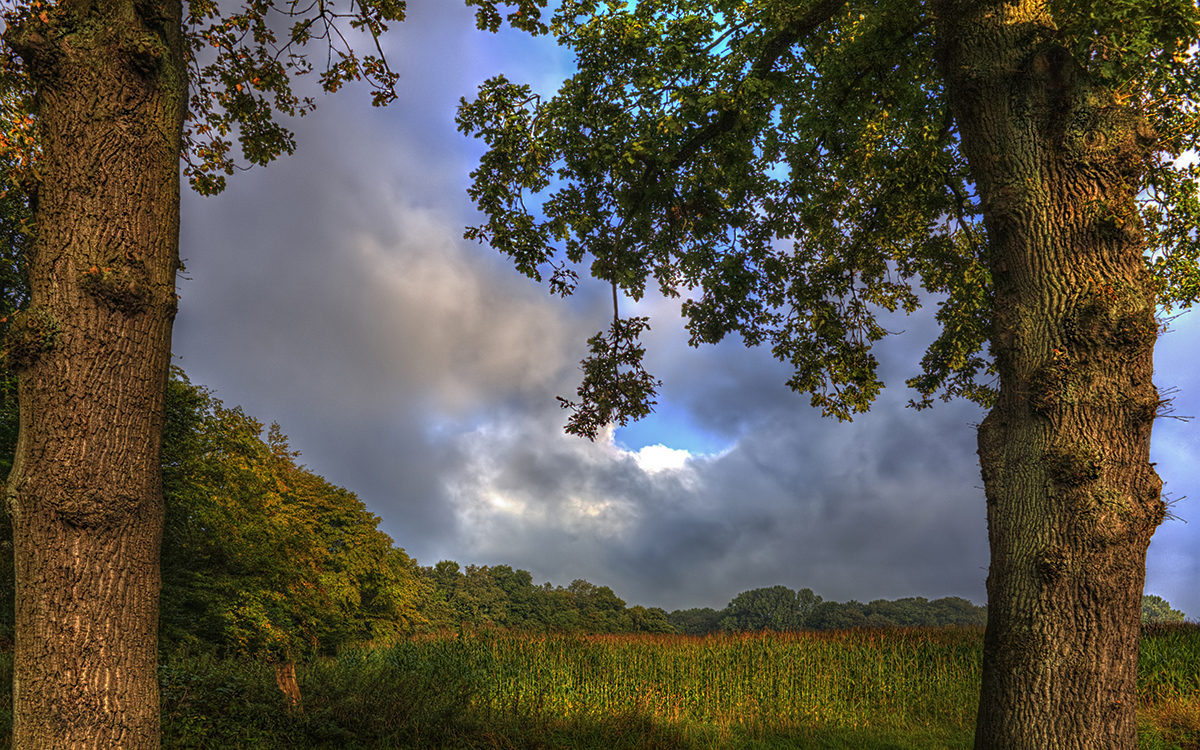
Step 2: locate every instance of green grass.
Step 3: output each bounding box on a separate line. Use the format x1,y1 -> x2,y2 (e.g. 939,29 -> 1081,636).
0,624 -> 1196,748
1137,622 -> 1200,750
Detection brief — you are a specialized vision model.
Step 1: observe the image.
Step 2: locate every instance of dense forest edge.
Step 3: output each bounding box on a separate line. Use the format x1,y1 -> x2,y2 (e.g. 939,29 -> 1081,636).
0,369 -> 1187,662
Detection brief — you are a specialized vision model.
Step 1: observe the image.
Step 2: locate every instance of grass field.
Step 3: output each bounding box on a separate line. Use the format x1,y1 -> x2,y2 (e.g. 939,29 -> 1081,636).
1,623 -> 1198,748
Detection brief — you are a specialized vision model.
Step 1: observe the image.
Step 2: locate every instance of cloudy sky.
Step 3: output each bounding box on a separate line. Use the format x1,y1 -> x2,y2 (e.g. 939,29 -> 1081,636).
172,0 -> 1199,618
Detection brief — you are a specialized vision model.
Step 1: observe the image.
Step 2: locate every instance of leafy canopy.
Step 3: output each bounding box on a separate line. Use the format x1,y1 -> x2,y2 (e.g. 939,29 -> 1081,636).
457,0 -> 1200,438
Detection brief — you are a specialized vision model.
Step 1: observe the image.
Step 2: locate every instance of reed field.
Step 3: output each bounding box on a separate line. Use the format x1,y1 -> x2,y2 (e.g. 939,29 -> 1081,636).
1,623 -> 1197,748
469,627 -> 985,734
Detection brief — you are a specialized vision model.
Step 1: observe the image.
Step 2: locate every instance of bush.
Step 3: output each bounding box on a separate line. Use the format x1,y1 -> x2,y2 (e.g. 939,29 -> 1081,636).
159,636 -> 491,749
299,636 -> 491,745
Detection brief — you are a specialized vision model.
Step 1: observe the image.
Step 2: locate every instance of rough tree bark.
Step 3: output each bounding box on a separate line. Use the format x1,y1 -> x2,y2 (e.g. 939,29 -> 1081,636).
2,0 -> 186,744
933,2 -> 1166,748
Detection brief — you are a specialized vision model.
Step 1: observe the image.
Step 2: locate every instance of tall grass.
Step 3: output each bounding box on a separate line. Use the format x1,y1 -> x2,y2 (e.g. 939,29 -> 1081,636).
1138,622 -> 1200,750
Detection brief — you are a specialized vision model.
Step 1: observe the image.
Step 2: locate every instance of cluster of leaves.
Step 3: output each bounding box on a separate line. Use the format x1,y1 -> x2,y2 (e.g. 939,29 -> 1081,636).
416,560 -> 675,634
0,65 -> 34,204
1049,0 -> 1199,88
182,0 -> 403,193
5,0 -> 555,197
0,0 -> 554,197
159,369 -> 426,661
458,0 -> 1200,434
457,0 -> 988,433
0,115 -> 27,485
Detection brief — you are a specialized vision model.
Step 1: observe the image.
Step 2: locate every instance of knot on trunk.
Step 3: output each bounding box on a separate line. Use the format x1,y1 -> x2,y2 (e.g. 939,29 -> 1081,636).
79,257 -> 149,313
1035,545 -> 1070,583
53,486 -> 140,528
1027,350 -> 1082,416
1066,281 -> 1158,357
1062,107 -> 1147,177
1124,383 -> 1162,428
2,307 -> 60,369
1076,487 -> 1137,545
1045,443 -> 1103,487
123,31 -> 167,74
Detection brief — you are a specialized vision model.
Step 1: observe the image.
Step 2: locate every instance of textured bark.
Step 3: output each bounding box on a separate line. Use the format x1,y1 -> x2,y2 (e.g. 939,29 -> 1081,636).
2,0 -> 186,745
933,2 -> 1166,748
275,661 -> 303,712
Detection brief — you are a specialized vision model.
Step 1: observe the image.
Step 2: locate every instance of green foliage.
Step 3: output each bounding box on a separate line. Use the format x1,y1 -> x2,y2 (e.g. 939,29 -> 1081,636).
557,316 -> 662,440
459,0 -> 1200,433
807,599 -> 870,631
1143,594 -> 1189,624
1049,0 -> 1200,87
418,562 -> 988,638
0,83 -> 29,652
160,370 -> 425,660
472,628 -> 987,733
667,607 -> 724,636
720,585 -> 822,632
865,597 -> 989,629
0,80 -> 29,480
417,562 -> 675,635
1139,621 -> 1200,703
707,589 -> 985,633
626,604 -> 675,633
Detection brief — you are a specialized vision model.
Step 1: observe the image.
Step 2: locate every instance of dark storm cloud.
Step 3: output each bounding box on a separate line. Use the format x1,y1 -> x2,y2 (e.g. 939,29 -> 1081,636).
171,0 -> 1198,618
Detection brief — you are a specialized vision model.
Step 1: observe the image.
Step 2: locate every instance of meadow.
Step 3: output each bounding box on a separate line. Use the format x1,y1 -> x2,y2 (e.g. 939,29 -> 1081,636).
1,624 -> 1198,749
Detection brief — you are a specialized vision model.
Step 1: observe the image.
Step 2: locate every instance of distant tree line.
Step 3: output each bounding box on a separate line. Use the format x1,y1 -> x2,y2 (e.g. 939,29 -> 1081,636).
412,572 -> 992,637
667,586 -> 988,636
667,586 -> 1191,636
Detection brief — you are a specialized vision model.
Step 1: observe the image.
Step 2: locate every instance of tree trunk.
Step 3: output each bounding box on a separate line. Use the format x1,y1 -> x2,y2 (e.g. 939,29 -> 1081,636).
933,2 -> 1166,748
275,661 -> 303,713
3,0 -> 186,745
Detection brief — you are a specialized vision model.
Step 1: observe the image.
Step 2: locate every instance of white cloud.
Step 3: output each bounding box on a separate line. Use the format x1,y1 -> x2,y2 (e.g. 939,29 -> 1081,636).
632,444 -> 692,474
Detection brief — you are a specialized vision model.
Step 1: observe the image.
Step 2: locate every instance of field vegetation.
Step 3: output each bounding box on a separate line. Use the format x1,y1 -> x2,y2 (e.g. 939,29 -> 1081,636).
1,622 -> 1195,749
